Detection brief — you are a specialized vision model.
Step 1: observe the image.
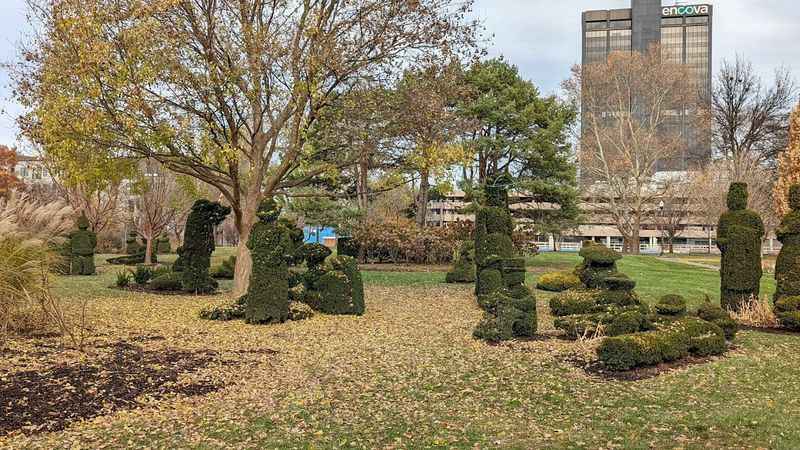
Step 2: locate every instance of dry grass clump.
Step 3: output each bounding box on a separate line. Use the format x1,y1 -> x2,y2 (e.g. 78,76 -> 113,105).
0,192 -> 76,348
729,295 -> 779,329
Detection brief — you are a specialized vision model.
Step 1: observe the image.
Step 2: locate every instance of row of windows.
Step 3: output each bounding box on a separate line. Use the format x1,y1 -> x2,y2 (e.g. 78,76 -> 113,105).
587,15 -> 707,31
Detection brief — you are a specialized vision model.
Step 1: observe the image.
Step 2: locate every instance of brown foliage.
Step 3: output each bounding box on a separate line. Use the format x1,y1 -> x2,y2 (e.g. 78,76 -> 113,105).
352,218 -> 473,264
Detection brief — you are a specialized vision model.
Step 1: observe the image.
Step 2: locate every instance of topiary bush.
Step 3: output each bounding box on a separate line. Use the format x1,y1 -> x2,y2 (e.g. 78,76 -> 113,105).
149,272 -> 183,291
243,198 -> 294,324
696,301 -> 738,340
446,241 -> 476,284
575,241 -> 622,288
597,317 -> 726,371
125,230 -> 144,255
718,183 -> 765,311
775,185 -> 800,302
537,271 -> 581,292
775,296 -> 800,331
156,236 -> 171,254
315,256 -> 365,316
180,199 -> 231,294
200,297 -> 246,321
549,290 -> 599,316
211,256 -> 236,279
108,230 -> 157,266
69,212 -> 96,275
655,294 -> 688,316
337,236 -> 360,259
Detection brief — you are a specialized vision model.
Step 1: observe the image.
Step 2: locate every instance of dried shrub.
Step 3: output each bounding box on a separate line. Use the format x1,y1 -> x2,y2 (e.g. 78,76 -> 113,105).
729,295 -> 778,329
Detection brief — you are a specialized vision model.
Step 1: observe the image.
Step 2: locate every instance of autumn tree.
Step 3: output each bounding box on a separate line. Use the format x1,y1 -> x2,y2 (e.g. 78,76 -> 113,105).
775,102 -> 800,217
0,146 -> 20,198
566,47 -> 705,253
132,159 -> 189,265
711,57 -> 797,178
16,0 -> 479,296
390,61 -> 472,227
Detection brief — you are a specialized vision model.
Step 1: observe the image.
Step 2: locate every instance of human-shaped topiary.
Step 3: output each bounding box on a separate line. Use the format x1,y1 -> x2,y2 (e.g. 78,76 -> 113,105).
775,185 -> 800,301
575,241 -> 622,288
717,183 -> 765,311
125,230 -> 144,255
69,212 -> 97,275
316,255 -> 365,315
243,198 -> 295,323
180,199 -> 231,294
156,236 -> 171,254
474,174 -> 515,302
446,240 -> 476,283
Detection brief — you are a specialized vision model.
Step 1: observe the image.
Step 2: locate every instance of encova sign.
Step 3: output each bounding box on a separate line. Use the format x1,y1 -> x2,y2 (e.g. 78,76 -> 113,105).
662,5 -> 710,16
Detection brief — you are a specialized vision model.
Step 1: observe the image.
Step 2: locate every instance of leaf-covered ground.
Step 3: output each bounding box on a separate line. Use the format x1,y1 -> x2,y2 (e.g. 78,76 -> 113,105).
2,254 -> 799,449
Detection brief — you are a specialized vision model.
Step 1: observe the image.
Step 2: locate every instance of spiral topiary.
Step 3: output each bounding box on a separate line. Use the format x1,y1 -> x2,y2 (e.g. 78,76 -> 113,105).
775,185 -> 800,301
717,183 -> 765,311
180,199 -> 230,294
68,212 -> 96,275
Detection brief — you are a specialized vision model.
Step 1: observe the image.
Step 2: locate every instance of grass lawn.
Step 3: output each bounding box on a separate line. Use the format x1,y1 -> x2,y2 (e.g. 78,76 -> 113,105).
2,251 -> 798,449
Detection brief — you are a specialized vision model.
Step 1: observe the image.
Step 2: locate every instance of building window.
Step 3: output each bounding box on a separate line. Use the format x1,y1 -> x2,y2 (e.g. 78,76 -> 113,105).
661,17 -> 683,26
685,16 -> 708,24
585,30 -> 608,64
609,19 -> 631,29
609,29 -> 631,53
660,26 -> 683,64
585,21 -> 608,31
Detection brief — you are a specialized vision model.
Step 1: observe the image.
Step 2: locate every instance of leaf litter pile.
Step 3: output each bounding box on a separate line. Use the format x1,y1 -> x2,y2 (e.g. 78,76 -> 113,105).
3,283 -> 800,448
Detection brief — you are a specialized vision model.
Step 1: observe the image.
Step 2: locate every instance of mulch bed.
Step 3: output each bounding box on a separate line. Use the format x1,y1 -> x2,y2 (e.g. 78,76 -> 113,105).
1,341 -> 224,436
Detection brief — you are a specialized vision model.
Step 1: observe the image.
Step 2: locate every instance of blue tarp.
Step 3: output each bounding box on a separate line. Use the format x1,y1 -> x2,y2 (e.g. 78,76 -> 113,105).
304,226 -> 336,244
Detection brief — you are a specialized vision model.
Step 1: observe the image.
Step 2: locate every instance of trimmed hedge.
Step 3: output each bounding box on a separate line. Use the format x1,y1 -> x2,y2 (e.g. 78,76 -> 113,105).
69,212 -> 96,275
656,294 -> 688,316
718,183 -> 765,311
549,290 -> 598,316
446,241 -> 476,284
597,318 -> 726,371
775,184 -> 800,301
150,272 -> 183,291
537,271 -> 581,292
775,296 -> 800,331
180,200 -> 230,294
244,198 -> 292,324
554,304 -> 651,339
696,302 -> 738,340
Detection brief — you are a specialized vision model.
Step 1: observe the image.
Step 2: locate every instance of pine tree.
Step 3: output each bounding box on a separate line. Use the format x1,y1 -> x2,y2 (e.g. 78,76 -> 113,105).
775,103 -> 800,217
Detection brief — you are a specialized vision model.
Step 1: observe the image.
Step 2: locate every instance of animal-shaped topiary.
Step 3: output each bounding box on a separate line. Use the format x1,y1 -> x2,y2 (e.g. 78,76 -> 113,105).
69,212 -> 97,275
575,241 -> 622,288
717,183 -> 765,311
243,198 -> 295,324
315,256 -> 365,315
446,241 -> 476,283
775,185 -> 800,301
180,199 -> 231,293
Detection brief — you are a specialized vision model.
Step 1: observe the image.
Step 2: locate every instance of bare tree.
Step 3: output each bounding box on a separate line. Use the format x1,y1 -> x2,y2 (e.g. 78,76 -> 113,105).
652,174 -> 694,254
133,160 -> 182,265
566,46 -> 706,253
711,57 -> 797,178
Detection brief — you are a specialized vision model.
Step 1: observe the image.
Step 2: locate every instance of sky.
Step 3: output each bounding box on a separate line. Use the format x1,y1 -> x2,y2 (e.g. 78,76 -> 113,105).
0,0 -> 798,149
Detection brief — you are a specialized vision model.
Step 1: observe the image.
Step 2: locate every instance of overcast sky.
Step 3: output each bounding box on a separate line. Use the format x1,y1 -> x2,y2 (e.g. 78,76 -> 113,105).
0,0 -> 798,149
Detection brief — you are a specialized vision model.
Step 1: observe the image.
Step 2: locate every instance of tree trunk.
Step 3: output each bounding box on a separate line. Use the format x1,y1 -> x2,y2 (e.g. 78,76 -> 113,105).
231,191 -> 260,298
415,169 -> 430,228
144,237 -> 153,265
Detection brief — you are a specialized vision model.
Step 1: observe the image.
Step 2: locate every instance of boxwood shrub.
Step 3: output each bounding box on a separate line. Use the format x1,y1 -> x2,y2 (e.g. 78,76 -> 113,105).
775,296 -> 800,331
655,294 -> 688,316
537,271 -> 581,292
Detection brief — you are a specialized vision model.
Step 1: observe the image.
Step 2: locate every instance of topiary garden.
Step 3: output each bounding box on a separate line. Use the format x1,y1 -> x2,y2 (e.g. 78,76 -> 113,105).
547,242 -> 736,371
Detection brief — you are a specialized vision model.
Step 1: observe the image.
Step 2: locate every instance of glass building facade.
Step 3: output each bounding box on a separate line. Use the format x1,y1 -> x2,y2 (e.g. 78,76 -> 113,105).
581,1 -> 713,172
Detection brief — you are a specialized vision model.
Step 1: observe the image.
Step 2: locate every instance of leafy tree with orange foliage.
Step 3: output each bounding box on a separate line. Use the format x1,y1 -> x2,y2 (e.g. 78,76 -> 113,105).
775,102 -> 800,218
0,146 -> 20,197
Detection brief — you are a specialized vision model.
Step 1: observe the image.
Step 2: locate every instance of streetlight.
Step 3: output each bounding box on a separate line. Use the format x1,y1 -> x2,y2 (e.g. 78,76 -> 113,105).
658,200 -> 665,255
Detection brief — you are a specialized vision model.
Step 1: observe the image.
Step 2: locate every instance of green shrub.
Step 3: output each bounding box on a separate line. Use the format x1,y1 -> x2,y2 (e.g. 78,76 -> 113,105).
69,212 -> 96,275
718,183 -> 765,311
150,272 -> 183,291
549,290 -> 598,316
537,271 -> 581,292
130,265 -> 153,285
151,265 -> 172,278
601,275 -> 636,292
597,318 -> 726,371
107,252 -> 156,266
125,231 -> 144,255
244,198 -> 292,324
594,289 -> 641,308
696,302 -> 738,340
446,241 -> 476,284
656,294 -> 688,316
337,236 -> 359,259
575,242 -> 622,288
554,305 -> 650,339
775,185 -> 800,301
473,313 -> 503,342
115,270 -> 131,288
180,199 -> 231,294
775,296 -> 800,330
156,236 -> 171,254
315,256 -> 365,316
476,268 -> 503,301
211,256 -> 236,279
